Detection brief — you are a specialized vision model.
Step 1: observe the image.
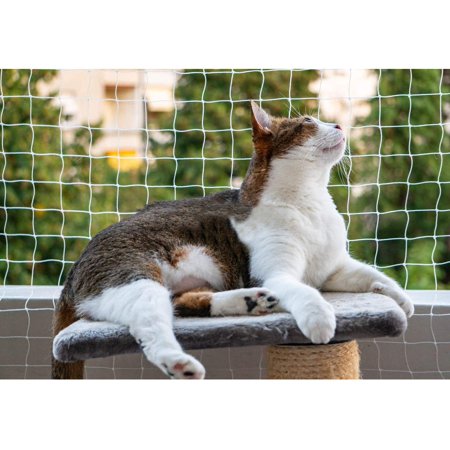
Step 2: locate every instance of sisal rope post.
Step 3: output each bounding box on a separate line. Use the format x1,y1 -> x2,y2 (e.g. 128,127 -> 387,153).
267,340 -> 360,379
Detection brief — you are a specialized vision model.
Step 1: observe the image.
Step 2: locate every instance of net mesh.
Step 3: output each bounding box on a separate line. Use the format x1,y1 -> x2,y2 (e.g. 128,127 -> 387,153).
1,69 -> 449,379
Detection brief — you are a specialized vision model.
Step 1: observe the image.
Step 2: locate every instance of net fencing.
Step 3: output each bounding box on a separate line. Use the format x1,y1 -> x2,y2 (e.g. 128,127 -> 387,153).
0,69 -> 449,379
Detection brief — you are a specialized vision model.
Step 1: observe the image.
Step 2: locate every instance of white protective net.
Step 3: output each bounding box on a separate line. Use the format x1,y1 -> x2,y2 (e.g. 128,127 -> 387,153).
0,69 -> 449,379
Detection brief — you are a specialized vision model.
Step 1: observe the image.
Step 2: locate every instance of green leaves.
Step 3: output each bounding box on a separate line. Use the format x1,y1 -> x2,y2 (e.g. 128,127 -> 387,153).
332,69 -> 450,288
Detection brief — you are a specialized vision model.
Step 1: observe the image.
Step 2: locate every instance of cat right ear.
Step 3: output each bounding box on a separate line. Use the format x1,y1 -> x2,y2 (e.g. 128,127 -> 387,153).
251,101 -> 272,136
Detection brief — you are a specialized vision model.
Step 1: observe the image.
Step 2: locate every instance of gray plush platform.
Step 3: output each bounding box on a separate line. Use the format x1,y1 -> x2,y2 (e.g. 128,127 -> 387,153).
53,292 -> 407,363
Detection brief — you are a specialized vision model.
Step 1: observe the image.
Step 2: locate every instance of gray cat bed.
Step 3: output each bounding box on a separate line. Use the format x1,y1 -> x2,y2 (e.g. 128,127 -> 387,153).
53,292 -> 407,367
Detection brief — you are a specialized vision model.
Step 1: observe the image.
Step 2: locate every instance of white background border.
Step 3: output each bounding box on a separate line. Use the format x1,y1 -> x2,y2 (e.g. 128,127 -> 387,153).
2,1 -> 450,448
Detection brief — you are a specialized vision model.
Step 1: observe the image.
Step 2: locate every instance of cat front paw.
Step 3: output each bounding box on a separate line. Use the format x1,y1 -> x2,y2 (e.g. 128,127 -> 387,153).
371,282 -> 415,318
295,300 -> 336,344
244,288 -> 279,315
211,288 -> 279,316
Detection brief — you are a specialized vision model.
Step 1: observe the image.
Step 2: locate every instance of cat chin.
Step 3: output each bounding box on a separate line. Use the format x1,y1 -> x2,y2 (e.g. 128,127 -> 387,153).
319,137 -> 346,153
318,139 -> 346,163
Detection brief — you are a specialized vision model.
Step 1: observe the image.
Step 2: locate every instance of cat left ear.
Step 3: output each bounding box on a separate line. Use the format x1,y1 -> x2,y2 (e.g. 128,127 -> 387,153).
251,101 -> 272,136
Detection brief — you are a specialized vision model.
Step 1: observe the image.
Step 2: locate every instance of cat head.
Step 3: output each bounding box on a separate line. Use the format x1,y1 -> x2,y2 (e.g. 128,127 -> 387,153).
250,101 -> 345,166
239,102 -> 346,205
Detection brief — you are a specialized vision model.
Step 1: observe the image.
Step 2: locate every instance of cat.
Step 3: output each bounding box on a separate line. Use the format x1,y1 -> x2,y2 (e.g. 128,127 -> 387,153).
52,101 -> 414,380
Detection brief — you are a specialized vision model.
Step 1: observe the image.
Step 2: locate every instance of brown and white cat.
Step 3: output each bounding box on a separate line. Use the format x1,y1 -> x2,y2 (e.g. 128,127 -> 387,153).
52,102 -> 413,379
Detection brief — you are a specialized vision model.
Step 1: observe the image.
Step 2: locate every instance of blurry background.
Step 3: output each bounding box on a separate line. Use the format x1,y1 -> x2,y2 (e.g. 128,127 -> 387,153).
1,69 -> 449,378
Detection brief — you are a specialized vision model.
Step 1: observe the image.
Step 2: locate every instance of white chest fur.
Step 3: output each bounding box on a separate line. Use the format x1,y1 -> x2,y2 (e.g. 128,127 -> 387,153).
232,195 -> 347,289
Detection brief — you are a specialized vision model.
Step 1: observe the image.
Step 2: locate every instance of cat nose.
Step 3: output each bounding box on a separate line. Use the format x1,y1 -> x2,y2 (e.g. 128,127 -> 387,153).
335,124 -> 342,130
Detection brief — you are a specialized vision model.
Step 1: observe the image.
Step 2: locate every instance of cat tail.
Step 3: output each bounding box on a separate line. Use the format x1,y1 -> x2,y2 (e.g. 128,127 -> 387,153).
51,285 -> 85,379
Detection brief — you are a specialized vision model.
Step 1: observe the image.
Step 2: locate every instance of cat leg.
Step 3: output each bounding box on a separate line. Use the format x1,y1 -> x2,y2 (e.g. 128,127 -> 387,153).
76,279 -> 205,379
264,274 -> 336,344
322,257 -> 414,317
173,287 -> 279,317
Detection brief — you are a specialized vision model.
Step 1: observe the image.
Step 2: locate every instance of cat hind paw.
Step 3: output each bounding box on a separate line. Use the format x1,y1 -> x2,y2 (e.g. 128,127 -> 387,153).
371,282 -> 415,318
161,353 -> 205,380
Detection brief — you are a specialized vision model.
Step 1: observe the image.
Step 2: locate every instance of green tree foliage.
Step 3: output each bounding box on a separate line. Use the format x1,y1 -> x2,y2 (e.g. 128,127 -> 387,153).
149,69 -> 321,199
333,69 -> 450,288
0,70 -> 147,285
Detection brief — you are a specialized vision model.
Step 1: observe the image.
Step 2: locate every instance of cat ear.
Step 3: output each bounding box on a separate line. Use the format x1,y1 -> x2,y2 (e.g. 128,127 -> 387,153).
251,101 -> 272,136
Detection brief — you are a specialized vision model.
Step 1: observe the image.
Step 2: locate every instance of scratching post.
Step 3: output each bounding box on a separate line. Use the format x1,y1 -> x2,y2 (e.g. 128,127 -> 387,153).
267,340 -> 360,379
53,292 -> 407,379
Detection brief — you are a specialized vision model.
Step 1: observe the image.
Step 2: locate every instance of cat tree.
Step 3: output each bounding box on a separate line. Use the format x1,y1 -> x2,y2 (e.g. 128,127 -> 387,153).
53,292 -> 407,379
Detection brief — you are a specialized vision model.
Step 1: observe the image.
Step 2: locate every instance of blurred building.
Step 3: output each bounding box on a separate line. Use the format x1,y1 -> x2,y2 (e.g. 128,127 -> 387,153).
310,69 -> 377,129
43,70 -> 176,170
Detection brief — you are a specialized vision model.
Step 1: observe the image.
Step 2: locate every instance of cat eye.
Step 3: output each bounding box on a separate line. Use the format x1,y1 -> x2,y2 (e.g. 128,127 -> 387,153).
303,117 -> 313,123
